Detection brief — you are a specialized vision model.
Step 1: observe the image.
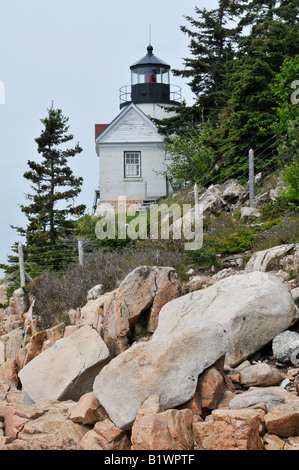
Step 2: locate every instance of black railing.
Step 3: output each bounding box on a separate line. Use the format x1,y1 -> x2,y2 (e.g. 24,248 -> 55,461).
119,84 -> 182,108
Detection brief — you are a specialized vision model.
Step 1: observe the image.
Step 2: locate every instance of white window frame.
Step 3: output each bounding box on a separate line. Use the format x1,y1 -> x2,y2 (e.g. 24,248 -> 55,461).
124,151 -> 141,178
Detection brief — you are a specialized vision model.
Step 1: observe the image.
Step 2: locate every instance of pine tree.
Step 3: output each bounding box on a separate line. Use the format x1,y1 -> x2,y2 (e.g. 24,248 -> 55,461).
173,1 -> 244,121
218,0 -> 299,180
153,1 -> 245,139
12,104 -> 86,276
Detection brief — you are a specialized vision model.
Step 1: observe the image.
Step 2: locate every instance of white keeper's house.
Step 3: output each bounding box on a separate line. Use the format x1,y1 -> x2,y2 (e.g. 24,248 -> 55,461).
94,44 -> 182,213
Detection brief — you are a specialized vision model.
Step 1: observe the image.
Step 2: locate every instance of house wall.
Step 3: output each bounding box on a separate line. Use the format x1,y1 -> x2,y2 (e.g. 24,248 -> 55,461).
136,103 -> 175,120
98,142 -> 167,202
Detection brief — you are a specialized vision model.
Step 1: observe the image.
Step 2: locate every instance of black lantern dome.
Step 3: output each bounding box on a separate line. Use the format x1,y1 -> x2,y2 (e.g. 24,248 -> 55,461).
119,45 -> 181,109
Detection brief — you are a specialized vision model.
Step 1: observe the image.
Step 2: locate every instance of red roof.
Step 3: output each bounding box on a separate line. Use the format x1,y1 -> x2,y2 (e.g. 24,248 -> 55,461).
95,124 -> 109,140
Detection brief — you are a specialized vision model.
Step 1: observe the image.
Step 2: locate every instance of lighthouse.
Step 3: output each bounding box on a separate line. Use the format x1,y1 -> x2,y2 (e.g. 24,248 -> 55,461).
94,45 -> 182,212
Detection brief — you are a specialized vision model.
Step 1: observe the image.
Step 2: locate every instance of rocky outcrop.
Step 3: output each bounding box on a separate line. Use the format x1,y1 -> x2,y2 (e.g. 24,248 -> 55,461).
0,397 -> 88,450
0,241 -> 299,450
18,325 -> 110,403
69,266 -> 180,358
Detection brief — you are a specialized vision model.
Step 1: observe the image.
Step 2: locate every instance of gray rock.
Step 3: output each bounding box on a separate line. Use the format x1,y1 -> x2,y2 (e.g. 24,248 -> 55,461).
86,284 -> 105,301
291,287 -> 299,307
229,386 -> 299,412
272,330 -> 299,365
154,272 -> 297,367
240,206 -> 262,220
240,363 -> 285,387
245,244 -> 296,272
94,321 -> 229,430
221,179 -> 245,205
18,325 -> 110,403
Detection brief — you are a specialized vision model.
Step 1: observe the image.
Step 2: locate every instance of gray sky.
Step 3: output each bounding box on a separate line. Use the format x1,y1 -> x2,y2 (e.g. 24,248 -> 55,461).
0,0 -> 219,278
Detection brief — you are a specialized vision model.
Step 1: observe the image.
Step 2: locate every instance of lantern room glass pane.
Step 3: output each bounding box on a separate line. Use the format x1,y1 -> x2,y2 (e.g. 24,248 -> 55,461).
161,68 -> 170,84
131,67 -> 170,85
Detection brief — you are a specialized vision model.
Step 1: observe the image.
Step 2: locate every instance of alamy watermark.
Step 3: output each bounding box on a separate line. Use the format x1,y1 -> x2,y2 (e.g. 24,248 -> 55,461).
95,196 -> 203,251
290,80 -> 299,105
0,81 -> 5,104
291,348 -> 299,366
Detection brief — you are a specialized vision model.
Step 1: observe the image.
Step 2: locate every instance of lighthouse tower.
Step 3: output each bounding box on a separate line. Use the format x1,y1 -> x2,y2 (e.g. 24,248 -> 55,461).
120,44 -> 181,118
94,45 -> 182,211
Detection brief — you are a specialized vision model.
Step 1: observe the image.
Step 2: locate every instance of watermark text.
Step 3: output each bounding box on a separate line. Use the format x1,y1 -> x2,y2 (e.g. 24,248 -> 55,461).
95,196 -> 203,251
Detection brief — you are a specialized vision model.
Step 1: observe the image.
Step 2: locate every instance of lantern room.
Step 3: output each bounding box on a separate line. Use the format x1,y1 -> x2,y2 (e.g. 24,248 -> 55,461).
119,45 -> 181,109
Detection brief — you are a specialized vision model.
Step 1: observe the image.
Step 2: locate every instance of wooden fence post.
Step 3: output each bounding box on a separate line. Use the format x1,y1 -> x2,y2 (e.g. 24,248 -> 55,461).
194,183 -> 199,207
18,242 -> 26,288
249,148 -> 255,207
78,239 -> 84,265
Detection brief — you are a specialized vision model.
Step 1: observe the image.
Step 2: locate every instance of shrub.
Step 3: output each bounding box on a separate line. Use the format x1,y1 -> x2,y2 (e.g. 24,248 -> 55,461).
28,246 -> 185,329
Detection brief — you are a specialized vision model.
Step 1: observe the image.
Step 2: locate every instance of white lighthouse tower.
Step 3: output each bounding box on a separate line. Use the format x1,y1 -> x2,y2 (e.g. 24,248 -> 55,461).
94,45 -> 182,212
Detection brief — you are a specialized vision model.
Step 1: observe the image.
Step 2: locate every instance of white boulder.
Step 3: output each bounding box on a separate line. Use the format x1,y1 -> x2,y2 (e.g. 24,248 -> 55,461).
18,325 -> 110,403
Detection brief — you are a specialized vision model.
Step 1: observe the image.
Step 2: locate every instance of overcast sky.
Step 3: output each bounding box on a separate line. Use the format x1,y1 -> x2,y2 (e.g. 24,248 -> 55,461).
0,0 -> 219,278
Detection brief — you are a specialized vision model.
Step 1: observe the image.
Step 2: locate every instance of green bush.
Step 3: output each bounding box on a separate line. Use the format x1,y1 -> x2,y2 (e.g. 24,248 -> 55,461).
281,159 -> 299,211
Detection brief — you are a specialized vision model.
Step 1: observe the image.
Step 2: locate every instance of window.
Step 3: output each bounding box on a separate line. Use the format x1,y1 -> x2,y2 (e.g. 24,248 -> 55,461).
124,152 -> 141,178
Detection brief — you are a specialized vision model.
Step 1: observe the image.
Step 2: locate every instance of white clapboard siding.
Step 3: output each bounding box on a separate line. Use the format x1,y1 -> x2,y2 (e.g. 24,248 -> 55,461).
98,104 -> 164,144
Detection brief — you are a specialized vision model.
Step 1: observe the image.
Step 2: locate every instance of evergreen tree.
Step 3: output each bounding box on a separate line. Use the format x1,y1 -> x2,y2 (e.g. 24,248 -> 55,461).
154,0 -> 244,137
156,0 -> 299,185
11,105 -> 86,276
218,0 -> 299,179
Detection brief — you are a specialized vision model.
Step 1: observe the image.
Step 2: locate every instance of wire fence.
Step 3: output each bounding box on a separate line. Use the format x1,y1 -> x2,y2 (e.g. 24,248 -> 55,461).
16,132 -> 290,287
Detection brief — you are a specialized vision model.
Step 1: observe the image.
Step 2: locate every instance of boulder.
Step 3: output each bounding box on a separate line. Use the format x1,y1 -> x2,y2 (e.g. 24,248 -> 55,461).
221,179 -> 245,205
20,330 -> 47,368
263,433 -> 299,450
94,321 -> 229,430
131,395 -> 193,450
245,243 -> 296,272
11,288 -> 30,318
197,365 -> 224,411
240,363 -> 285,388
154,272 -> 297,367
102,266 -> 180,356
86,284 -> 104,301
229,386 -> 299,412
0,328 -> 24,364
272,330 -> 299,365
0,359 -> 18,388
291,287 -> 299,307
79,419 -> 131,451
264,403 -> 299,437
279,245 -> 299,276
187,274 -> 211,292
18,325 -> 110,403
193,408 -> 265,450
0,284 -> 8,321
79,293 -> 110,332
69,392 -> 109,425
240,206 -> 262,220
42,323 -> 65,352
